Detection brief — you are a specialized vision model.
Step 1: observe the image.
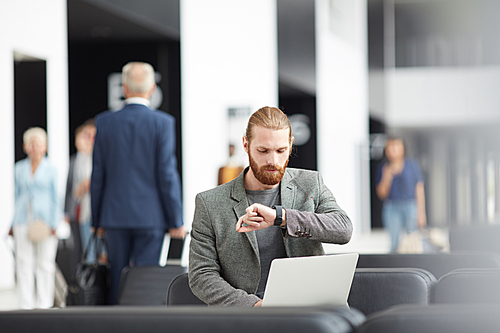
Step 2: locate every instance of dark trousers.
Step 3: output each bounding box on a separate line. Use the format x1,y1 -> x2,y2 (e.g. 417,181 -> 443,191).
105,228 -> 165,304
69,218 -> 82,278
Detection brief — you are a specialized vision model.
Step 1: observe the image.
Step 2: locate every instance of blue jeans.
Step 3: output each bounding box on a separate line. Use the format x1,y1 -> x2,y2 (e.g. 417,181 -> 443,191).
382,200 -> 417,252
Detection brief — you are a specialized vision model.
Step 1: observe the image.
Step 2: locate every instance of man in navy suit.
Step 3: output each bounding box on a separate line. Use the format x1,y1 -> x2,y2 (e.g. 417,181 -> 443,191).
91,62 -> 186,304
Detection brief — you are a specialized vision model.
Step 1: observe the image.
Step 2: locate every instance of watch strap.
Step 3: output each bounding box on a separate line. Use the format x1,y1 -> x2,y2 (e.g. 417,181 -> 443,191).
273,205 -> 283,226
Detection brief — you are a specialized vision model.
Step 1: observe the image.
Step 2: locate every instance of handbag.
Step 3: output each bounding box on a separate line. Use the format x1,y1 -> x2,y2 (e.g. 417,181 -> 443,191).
26,200 -> 51,243
27,219 -> 51,243
397,227 -> 450,254
66,233 -> 110,305
397,230 -> 424,253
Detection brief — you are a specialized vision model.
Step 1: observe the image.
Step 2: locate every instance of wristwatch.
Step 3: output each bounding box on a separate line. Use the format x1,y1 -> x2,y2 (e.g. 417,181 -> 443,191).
273,205 -> 283,226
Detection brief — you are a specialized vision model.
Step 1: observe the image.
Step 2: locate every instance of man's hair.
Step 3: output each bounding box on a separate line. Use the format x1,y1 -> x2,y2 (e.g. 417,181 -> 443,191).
385,135 -> 404,144
245,106 -> 293,145
122,62 -> 155,94
23,127 -> 47,145
75,118 -> 96,136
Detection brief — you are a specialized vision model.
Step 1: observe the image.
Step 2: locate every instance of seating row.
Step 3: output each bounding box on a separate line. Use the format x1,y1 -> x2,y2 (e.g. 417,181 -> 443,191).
118,266 -> 435,315
0,306 -> 365,333
119,252 -> 500,310
167,267 -> 500,308
3,303 -> 500,333
3,251 -> 500,333
356,252 -> 500,279
166,268 -> 436,316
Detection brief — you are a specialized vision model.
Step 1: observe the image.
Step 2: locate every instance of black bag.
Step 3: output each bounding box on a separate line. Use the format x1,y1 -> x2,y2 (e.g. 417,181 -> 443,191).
66,233 -> 110,305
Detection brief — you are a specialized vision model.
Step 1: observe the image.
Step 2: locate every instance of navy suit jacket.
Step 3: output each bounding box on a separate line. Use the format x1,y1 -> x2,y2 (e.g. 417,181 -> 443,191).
91,103 -> 183,231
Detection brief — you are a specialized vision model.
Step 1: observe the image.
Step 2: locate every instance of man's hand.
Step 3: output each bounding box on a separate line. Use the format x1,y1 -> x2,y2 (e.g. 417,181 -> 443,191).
253,300 -> 263,307
383,162 -> 404,178
417,212 -> 427,228
169,226 -> 187,239
91,227 -> 106,238
76,179 -> 91,198
236,203 -> 277,233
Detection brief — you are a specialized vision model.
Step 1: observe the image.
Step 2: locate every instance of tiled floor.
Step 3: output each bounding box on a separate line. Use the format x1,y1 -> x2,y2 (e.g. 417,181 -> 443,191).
0,287 -> 19,311
0,229 -> 391,311
323,228 -> 390,254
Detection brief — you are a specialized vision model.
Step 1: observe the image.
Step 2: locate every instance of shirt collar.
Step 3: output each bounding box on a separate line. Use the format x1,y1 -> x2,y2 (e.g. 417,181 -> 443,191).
26,156 -> 47,173
125,97 -> 151,107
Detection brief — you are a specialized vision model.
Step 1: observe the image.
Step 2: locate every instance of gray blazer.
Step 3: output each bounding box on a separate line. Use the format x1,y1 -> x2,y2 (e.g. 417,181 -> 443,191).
188,167 -> 353,306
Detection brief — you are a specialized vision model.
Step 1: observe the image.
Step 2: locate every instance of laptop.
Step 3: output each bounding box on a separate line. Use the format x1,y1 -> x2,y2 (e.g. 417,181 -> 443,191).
261,252 -> 359,307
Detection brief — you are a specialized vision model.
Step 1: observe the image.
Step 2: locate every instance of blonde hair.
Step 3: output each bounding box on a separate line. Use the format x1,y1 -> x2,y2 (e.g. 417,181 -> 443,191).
23,127 -> 47,145
122,62 -> 155,94
245,106 -> 293,144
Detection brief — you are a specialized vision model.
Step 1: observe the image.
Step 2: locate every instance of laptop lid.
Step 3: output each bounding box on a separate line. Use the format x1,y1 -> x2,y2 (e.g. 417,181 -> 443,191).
261,253 -> 359,307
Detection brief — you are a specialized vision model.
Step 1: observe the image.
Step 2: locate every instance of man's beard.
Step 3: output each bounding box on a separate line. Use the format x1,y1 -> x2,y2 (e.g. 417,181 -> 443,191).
248,151 -> 289,186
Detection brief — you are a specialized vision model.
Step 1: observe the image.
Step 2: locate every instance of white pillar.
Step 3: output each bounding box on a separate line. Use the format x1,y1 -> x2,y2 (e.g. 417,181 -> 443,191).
180,0 -> 278,228
46,0 -> 70,198
315,0 -> 370,234
46,56 -> 69,198
0,46 -> 16,290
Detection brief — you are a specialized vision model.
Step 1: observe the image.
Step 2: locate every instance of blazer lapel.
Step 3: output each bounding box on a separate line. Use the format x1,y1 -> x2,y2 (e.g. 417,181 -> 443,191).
231,170 -> 259,257
280,170 -> 298,255
280,169 -> 296,209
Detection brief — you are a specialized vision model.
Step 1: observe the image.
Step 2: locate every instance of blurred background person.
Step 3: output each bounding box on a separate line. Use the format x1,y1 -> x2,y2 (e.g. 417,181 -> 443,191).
64,119 -> 96,275
218,144 -> 244,185
9,127 -> 60,309
376,136 -> 427,252
91,62 -> 186,304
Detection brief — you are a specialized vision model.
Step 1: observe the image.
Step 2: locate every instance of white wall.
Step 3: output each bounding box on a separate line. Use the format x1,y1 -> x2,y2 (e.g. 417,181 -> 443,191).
0,0 -> 69,290
386,66 -> 500,127
368,69 -> 386,121
0,46 -> 16,291
180,0 -> 278,228
315,0 -> 370,235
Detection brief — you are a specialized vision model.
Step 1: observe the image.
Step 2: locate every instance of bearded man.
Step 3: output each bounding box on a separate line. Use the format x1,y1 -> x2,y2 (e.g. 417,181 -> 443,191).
188,106 -> 353,307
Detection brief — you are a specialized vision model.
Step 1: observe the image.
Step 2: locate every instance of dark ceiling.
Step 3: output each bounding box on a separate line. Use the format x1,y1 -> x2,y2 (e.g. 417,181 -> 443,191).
67,0 -> 179,42
67,0 -> 316,96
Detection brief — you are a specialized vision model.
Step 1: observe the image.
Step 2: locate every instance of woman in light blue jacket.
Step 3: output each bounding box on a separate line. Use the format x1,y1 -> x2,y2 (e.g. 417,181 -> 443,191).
9,127 -> 59,309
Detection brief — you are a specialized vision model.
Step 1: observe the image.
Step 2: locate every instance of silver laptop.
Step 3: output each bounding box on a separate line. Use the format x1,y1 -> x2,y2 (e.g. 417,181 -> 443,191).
261,253 -> 359,307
